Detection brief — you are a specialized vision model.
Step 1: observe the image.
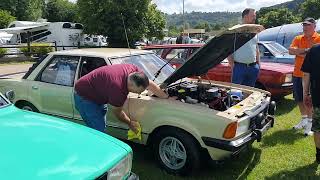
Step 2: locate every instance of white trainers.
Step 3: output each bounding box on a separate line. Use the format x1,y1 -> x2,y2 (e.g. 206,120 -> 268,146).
304,119 -> 314,136
293,117 -> 308,130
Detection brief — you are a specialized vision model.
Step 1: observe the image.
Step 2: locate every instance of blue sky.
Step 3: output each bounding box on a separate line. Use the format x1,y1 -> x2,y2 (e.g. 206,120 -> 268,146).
69,0 -> 293,14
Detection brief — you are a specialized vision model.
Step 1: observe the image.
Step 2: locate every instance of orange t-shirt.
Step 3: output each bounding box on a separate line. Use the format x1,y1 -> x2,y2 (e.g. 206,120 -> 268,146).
290,32 -> 320,77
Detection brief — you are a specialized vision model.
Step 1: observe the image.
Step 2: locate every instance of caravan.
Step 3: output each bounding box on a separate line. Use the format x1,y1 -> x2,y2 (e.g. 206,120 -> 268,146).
0,20 -> 84,49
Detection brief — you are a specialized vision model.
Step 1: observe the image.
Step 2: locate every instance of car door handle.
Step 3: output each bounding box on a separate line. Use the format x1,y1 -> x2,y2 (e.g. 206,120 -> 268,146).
32,86 -> 38,90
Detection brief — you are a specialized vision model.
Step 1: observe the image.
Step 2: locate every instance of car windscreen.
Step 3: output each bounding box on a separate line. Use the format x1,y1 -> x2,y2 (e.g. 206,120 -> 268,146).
0,95 -> 9,108
110,53 -> 175,84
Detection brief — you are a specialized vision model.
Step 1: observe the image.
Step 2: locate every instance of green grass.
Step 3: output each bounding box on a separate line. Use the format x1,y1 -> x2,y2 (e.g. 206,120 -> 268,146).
129,95 -> 320,179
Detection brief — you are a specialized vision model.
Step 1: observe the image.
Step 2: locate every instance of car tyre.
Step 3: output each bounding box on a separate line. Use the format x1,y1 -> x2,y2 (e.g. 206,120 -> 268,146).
16,102 -> 39,112
153,128 -> 201,175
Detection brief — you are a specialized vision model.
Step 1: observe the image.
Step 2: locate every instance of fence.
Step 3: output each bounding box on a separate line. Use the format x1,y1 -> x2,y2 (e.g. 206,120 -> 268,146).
0,41 -> 106,57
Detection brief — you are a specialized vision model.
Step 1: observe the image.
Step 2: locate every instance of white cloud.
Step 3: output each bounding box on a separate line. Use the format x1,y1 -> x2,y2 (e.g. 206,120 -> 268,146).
152,0 -> 293,14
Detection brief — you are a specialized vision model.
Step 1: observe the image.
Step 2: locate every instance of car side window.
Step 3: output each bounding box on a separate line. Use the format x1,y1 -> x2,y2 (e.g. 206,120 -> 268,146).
39,56 -> 79,87
258,44 -> 271,57
79,56 -> 107,77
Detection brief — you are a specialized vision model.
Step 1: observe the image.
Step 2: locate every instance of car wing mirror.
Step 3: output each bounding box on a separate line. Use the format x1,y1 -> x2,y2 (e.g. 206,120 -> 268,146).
5,90 -> 15,102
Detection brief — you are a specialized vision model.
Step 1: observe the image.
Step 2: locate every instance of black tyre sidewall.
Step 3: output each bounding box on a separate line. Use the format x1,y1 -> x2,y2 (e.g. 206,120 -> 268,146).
153,128 -> 201,175
17,102 -> 38,112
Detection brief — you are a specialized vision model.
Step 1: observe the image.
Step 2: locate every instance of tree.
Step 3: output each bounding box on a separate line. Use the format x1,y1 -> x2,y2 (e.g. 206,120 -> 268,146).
144,3 -> 165,40
301,0 -> 320,19
0,10 -> 16,28
77,0 -> 165,47
258,8 -> 300,28
194,22 -> 211,32
0,0 -> 45,21
45,0 -> 78,22
168,25 -> 180,37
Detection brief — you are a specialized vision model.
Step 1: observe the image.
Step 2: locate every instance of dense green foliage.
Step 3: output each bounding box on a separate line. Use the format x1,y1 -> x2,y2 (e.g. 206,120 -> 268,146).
258,8 -> 301,28
166,11 -> 240,33
78,0 -> 165,47
0,0 -> 45,21
145,3 -> 166,40
0,48 -> 7,57
44,0 -> 78,22
20,43 -> 54,56
301,0 -> 320,19
0,9 -> 15,28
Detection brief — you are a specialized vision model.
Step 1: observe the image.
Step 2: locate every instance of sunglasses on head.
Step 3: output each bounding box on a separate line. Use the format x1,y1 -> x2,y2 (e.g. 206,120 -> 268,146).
302,23 -> 312,26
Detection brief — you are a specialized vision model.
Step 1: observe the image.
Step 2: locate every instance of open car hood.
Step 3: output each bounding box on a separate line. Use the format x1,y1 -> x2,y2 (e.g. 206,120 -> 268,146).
161,24 -> 264,88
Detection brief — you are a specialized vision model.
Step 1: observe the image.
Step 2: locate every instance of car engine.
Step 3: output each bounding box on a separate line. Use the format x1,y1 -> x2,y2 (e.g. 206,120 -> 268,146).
166,81 -> 245,111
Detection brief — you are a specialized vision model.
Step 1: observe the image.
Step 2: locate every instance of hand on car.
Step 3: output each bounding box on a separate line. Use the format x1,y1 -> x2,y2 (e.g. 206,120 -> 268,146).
129,120 -> 140,134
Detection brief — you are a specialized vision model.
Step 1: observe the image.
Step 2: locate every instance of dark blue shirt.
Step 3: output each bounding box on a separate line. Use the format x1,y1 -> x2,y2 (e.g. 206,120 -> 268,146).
301,44 -> 320,107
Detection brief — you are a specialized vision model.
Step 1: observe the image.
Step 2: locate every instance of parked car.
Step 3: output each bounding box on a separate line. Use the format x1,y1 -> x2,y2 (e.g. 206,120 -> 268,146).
0,91 -> 137,179
258,41 -> 294,64
0,24 -> 275,175
144,41 -> 294,99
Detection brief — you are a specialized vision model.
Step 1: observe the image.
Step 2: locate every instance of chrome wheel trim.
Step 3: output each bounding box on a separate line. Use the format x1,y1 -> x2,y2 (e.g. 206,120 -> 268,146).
159,136 -> 187,170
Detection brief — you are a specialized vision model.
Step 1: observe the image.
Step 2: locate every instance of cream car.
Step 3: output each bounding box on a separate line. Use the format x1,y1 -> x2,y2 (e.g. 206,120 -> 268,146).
0,24 -> 275,175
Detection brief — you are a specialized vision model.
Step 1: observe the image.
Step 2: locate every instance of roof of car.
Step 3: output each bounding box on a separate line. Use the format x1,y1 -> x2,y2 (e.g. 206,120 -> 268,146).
50,48 -> 152,58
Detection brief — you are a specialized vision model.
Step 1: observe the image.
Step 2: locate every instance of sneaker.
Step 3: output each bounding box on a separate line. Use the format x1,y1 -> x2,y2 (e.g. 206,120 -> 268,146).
293,117 -> 308,130
304,119 -> 313,136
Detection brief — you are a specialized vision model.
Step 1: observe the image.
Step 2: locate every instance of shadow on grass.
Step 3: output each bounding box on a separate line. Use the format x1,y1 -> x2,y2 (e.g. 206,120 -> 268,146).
128,140 -> 263,180
261,128 -> 305,148
275,96 -> 296,116
265,162 -> 319,180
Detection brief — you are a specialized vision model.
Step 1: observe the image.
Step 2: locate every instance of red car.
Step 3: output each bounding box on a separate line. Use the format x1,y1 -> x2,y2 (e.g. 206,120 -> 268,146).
144,44 -> 293,99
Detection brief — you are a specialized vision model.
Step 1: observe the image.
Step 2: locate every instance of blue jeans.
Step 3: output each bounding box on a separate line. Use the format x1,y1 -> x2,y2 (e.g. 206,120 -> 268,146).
74,93 -> 107,132
293,76 -> 303,102
232,63 -> 260,87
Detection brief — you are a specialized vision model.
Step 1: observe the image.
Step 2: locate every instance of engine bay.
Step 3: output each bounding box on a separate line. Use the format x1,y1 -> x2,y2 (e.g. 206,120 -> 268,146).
166,81 -> 247,111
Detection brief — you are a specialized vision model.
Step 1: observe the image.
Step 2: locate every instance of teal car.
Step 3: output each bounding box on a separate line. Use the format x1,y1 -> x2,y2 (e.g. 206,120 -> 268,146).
0,92 -> 138,179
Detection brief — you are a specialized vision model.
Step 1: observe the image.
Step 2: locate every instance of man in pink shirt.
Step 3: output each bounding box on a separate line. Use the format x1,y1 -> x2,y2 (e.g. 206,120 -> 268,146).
74,64 -> 169,133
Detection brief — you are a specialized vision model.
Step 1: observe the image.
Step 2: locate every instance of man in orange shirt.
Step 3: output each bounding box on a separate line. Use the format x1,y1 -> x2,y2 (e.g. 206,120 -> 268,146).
289,17 -> 320,136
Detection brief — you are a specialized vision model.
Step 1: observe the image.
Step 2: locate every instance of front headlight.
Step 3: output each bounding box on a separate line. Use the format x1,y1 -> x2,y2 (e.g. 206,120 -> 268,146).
236,119 -> 250,136
284,73 -> 292,83
107,153 -> 132,180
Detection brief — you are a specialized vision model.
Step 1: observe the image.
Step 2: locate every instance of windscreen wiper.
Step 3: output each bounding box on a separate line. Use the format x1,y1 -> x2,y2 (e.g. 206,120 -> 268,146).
153,53 -> 182,81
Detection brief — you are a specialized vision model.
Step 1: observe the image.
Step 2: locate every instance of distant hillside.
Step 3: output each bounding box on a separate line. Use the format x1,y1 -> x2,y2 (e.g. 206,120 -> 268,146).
261,0 -> 305,11
165,0 -> 305,29
165,11 -> 241,28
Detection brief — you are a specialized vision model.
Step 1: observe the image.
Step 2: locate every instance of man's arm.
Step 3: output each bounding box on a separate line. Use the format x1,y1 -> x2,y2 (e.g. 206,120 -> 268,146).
289,47 -> 309,56
147,80 -> 169,99
227,55 -> 234,69
256,44 -> 260,66
112,106 -> 139,132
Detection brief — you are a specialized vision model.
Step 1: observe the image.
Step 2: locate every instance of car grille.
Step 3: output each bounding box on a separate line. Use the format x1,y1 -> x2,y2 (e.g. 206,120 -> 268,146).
249,104 -> 269,130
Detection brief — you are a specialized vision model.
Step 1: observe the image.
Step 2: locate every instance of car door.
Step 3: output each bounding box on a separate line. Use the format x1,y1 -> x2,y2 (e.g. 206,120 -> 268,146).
29,55 -> 80,118
73,56 -> 108,122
